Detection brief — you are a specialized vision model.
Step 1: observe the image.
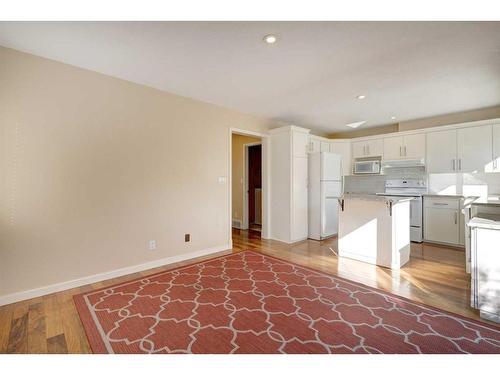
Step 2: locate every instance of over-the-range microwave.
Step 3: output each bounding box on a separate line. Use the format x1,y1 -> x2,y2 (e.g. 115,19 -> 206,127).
353,157 -> 382,175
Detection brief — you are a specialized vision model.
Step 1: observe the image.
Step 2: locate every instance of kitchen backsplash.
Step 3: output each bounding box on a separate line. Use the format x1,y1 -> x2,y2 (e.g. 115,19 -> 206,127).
344,175 -> 386,194
345,170 -> 500,196
344,166 -> 426,194
428,173 -> 500,196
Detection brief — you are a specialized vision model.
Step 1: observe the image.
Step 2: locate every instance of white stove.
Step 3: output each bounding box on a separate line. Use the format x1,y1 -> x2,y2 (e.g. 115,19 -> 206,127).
377,179 -> 427,242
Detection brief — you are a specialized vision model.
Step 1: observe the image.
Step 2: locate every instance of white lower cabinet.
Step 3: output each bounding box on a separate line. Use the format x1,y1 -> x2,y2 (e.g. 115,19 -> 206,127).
423,197 -> 462,246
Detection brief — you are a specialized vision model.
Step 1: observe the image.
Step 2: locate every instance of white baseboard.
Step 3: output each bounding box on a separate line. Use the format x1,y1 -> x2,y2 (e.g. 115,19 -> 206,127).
269,236 -> 308,244
0,243 -> 231,307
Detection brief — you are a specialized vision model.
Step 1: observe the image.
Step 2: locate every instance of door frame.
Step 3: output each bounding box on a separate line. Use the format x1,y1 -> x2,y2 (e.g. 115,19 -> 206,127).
243,142 -> 262,230
229,128 -> 270,244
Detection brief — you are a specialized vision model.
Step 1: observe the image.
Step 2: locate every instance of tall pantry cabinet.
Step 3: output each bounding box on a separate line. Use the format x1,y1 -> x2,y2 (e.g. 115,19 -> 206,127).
270,125 -> 310,243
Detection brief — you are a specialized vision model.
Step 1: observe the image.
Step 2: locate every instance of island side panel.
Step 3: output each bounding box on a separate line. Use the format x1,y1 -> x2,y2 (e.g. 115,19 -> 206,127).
338,198 -> 393,268
391,200 -> 411,269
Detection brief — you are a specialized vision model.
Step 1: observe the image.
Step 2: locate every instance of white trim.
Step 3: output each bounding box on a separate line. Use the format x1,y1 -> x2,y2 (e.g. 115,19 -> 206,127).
269,125 -> 310,135
243,141 -> 262,230
231,219 -> 242,229
0,244 -> 231,306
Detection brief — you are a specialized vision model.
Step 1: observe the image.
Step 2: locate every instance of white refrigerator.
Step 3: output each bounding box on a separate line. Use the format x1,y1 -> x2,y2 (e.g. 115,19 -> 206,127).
308,152 -> 343,240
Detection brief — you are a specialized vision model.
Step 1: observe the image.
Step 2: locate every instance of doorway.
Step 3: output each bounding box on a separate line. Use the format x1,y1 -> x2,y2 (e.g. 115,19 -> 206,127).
230,132 -> 263,238
246,143 -> 262,232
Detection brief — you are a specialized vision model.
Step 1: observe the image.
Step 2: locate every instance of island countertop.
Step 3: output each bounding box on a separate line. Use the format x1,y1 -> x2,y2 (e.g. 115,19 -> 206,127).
467,195 -> 500,207
340,193 -> 414,204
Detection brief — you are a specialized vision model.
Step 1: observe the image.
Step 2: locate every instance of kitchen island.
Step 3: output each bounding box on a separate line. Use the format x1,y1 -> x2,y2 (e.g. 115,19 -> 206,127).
464,196 -> 500,323
338,194 -> 413,270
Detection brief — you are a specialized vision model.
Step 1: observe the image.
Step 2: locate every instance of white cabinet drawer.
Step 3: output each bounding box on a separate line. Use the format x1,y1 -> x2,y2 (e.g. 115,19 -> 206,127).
424,197 -> 460,210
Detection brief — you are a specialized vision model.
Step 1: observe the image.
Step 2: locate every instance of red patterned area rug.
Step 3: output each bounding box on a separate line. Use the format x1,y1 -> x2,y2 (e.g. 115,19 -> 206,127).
74,251 -> 500,354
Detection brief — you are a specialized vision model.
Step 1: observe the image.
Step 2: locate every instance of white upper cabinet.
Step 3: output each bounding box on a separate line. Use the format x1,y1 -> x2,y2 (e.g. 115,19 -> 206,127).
403,133 -> 426,159
427,125 -> 494,173
320,141 -> 330,152
352,139 -> 383,158
293,131 -> 310,158
383,136 -> 404,160
309,138 -> 321,153
457,125 -> 493,173
383,134 -> 425,160
330,141 -> 352,176
366,139 -> 383,157
492,124 -> 500,172
352,141 -> 366,158
426,130 -> 457,173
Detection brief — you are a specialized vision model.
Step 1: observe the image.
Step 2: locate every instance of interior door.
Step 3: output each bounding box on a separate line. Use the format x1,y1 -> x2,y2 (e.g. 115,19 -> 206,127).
248,144 -> 262,224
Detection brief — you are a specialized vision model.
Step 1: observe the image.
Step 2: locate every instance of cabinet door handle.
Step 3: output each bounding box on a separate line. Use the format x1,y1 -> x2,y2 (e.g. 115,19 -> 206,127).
454,212 -> 458,224
399,146 -> 402,157
458,158 -> 462,171
367,145 -> 370,155
404,146 -> 407,157
452,159 -> 456,171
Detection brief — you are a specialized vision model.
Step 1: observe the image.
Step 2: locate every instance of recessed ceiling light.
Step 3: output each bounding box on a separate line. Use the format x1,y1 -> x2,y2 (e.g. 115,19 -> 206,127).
263,34 -> 277,44
356,95 -> 366,100
391,116 -> 397,120
346,121 -> 366,129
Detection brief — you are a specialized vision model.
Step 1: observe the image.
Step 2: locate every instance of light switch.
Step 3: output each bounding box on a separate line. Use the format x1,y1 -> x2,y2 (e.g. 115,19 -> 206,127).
218,176 -> 227,184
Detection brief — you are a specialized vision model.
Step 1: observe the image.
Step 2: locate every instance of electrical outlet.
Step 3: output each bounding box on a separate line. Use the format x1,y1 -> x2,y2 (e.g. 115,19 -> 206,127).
184,234 -> 190,242
148,240 -> 156,250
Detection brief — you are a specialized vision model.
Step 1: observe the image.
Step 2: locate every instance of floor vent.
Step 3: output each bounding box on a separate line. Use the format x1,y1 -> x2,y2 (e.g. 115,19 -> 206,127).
232,219 -> 241,229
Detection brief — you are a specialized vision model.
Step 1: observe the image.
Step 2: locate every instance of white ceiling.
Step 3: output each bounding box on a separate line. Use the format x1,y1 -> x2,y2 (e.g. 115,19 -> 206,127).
1,21 -> 499,133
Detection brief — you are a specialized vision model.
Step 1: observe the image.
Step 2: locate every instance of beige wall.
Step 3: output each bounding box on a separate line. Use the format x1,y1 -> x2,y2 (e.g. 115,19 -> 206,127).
329,124 -> 398,139
0,46 -> 279,298
231,134 -> 261,226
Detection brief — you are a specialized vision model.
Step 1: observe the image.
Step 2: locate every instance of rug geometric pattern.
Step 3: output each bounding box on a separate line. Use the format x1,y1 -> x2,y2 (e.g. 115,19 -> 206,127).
74,251 -> 500,353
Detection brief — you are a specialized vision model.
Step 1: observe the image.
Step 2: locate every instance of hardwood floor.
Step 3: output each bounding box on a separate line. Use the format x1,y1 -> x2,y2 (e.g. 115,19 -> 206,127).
0,229 -> 493,353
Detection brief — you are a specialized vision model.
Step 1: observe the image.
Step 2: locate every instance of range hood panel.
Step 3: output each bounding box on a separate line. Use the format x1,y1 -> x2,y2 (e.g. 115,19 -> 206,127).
382,159 -> 425,168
